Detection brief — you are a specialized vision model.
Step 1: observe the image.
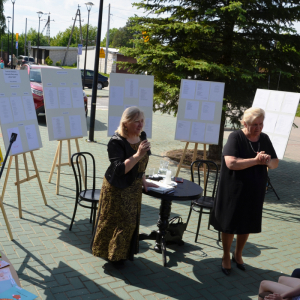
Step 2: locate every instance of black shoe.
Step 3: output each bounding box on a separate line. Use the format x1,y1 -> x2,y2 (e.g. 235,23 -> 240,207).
232,252 -> 246,271
109,259 -> 125,269
221,259 -> 231,276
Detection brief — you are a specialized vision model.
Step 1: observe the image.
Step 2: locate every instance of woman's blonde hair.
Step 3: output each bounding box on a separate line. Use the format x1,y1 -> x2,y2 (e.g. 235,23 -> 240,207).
241,107 -> 265,126
116,106 -> 145,137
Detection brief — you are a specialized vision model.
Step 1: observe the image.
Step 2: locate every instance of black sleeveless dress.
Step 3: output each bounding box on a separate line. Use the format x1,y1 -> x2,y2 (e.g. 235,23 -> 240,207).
210,130 -> 277,234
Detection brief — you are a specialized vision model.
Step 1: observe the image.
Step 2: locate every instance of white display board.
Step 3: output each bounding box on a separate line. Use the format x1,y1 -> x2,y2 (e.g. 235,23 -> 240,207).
41,69 -> 87,141
108,73 -> 154,138
252,89 -> 299,159
175,79 -> 225,144
0,70 -> 43,156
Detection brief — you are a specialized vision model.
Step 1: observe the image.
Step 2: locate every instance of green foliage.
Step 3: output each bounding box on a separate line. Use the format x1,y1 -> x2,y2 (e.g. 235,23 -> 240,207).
55,60 -> 61,66
45,56 -> 53,66
119,0 -> 300,157
51,24 -> 97,47
72,61 -> 77,67
296,104 -> 300,118
0,0 -> 6,38
100,28 -> 119,47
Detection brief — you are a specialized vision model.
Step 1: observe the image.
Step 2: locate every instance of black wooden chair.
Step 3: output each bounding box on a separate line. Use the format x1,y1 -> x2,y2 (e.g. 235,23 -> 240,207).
186,159 -> 220,242
70,152 -> 101,233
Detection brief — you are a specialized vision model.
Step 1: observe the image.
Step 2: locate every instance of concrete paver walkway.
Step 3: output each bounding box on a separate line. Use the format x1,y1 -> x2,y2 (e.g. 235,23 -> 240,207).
0,111 -> 299,299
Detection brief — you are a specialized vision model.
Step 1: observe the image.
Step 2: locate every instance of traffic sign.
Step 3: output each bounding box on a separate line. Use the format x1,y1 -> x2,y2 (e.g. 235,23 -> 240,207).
99,48 -> 105,58
16,33 -> 19,41
16,41 -> 18,49
78,44 -> 83,55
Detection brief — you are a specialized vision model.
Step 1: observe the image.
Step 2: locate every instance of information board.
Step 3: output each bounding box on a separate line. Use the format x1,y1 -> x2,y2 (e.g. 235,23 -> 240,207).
175,79 -> 225,144
252,89 -> 299,159
0,70 -> 43,156
41,69 -> 88,141
107,73 -> 154,138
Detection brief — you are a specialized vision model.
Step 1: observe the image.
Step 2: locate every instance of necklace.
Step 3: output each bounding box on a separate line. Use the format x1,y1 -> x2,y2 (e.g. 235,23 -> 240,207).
249,141 -> 260,153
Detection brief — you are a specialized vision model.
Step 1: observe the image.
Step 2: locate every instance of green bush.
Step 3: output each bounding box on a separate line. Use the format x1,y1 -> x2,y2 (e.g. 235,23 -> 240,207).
55,60 -> 61,66
45,56 -> 53,66
72,61 -> 77,67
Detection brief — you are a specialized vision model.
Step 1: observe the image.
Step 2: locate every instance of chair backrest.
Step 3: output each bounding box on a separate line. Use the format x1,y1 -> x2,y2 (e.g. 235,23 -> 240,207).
71,152 -> 96,195
190,159 -> 219,200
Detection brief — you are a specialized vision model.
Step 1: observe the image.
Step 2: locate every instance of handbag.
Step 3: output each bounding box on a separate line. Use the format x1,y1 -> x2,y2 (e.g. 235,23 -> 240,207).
165,216 -> 187,244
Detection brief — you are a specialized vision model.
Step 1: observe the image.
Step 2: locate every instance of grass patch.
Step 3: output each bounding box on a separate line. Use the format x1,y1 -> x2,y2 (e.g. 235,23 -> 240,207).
296,104 -> 300,117
62,66 -> 76,69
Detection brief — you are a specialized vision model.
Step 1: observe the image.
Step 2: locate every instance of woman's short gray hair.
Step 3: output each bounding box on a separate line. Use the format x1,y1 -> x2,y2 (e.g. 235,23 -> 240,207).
116,106 -> 145,137
241,107 -> 265,125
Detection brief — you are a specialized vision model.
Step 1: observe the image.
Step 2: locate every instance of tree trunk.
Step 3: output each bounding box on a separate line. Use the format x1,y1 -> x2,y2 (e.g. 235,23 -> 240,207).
208,111 -> 226,160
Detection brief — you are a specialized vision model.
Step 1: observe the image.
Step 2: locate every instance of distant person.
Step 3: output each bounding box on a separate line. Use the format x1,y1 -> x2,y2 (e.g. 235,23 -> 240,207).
210,107 -> 279,276
0,58 -> 4,69
8,54 -> 18,69
92,107 -> 158,268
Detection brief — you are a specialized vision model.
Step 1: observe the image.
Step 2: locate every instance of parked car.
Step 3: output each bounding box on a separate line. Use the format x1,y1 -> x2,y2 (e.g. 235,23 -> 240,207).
21,64 -> 88,116
80,69 -> 109,90
18,55 -> 35,65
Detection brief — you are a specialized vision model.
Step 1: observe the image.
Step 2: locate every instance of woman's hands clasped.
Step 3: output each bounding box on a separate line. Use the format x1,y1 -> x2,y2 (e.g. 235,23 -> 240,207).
265,293 -> 284,300
255,151 -> 271,166
137,140 -> 151,158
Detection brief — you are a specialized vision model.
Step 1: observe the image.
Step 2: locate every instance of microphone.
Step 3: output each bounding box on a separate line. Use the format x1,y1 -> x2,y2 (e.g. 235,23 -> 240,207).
140,131 -> 151,156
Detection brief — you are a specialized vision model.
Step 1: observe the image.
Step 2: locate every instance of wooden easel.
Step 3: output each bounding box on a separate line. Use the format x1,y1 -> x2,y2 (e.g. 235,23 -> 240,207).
175,142 -> 208,184
48,138 -> 85,195
1,151 -> 47,219
0,194 -> 13,240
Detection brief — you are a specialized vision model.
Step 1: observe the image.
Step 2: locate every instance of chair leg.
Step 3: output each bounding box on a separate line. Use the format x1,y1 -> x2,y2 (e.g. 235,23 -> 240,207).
195,208 -> 203,243
92,203 -> 97,234
218,231 -> 221,242
186,203 -> 193,228
208,208 -> 212,230
70,198 -> 79,231
89,204 -> 93,223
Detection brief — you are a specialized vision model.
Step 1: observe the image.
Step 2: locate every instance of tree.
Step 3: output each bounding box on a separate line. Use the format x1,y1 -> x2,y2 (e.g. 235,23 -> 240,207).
119,0 -> 300,159
100,28 -> 119,47
0,0 -> 6,37
51,24 -> 97,47
111,21 -> 135,48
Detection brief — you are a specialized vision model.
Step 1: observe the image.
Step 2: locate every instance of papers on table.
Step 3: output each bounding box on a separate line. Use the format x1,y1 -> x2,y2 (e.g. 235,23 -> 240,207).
108,74 -> 154,138
0,70 -> 43,155
252,89 -> 300,159
41,69 -> 87,141
0,278 -> 17,294
145,179 -> 175,194
0,285 -> 38,299
0,260 -> 10,269
175,79 -> 224,144
0,268 -> 12,281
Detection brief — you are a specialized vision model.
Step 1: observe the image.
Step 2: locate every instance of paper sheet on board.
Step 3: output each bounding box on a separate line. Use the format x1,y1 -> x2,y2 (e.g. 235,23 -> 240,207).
3,70 -> 21,83
0,97 -> 13,124
10,97 -> 26,122
269,135 -> 287,159
263,112 -> 278,134
52,116 -> 67,140
7,127 -> 23,155
209,82 -> 224,102
44,87 -> 59,109
144,118 -> 152,138
184,101 -> 199,119
204,123 -> 220,144
195,81 -> 210,101
125,79 -> 139,98
200,102 -> 215,121
253,89 -> 270,110
139,87 -> 153,107
190,122 -> 206,142
266,91 -> 285,112
108,116 -> 121,136
25,124 -> 40,150
22,96 -> 37,120
71,87 -> 84,108
58,87 -> 72,108
180,80 -> 196,99
281,93 -> 299,114
175,120 -> 191,140
110,86 -> 124,106
274,114 -> 294,136
69,115 -> 83,137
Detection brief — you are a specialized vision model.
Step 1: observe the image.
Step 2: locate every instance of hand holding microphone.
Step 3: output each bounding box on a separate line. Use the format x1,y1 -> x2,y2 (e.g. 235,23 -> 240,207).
140,131 -> 151,156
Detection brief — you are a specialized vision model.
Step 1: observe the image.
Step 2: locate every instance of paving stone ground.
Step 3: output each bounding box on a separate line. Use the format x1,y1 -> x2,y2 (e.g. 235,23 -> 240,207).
0,110 -> 300,300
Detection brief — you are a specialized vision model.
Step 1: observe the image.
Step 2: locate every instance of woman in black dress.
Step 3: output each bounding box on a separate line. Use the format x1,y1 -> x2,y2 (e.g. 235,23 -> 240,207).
210,107 -> 279,275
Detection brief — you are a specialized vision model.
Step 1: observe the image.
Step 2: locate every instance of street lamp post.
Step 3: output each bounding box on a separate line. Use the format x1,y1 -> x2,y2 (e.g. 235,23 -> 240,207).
37,11 -> 43,64
7,16 -> 11,67
11,0 -> 15,69
83,2 -> 94,90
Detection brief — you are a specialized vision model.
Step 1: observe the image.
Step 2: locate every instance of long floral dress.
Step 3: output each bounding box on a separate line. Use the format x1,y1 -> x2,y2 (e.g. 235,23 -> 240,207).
92,142 -> 148,261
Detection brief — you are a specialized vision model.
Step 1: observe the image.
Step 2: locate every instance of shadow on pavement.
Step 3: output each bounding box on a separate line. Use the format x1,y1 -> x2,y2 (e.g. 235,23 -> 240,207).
86,116 -> 107,132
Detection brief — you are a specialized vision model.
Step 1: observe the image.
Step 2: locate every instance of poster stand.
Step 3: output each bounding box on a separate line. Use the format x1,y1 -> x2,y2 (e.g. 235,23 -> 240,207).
48,138 -> 85,195
175,142 -> 208,184
0,195 -> 12,240
1,151 -> 47,219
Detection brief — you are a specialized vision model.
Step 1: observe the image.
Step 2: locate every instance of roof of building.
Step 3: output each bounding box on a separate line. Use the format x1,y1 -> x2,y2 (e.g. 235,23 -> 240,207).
31,46 -> 120,54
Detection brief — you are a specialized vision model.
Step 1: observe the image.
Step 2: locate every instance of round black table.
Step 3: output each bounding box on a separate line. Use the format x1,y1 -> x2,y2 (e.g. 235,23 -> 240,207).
140,179 -> 203,267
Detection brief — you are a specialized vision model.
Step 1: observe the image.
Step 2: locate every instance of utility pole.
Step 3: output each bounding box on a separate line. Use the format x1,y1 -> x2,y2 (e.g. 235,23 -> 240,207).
88,0 -> 104,142
104,3 -> 111,74
7,16 -> 11,66
24,18 -> 27,56
63,5 -> 83,66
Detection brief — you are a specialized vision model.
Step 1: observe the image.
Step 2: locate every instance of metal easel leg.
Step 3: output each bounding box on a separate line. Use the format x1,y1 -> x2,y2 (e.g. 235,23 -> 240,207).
267,176 -> 280,200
